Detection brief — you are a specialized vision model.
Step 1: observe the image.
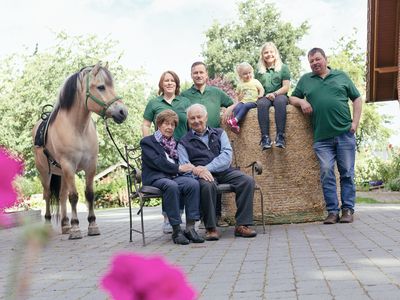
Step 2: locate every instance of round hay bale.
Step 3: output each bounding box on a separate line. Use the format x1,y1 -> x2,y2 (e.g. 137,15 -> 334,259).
221,104 -> 325,224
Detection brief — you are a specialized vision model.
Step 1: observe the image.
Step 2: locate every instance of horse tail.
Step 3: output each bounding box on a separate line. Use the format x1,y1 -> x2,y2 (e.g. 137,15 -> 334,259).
50,174 -> 61,221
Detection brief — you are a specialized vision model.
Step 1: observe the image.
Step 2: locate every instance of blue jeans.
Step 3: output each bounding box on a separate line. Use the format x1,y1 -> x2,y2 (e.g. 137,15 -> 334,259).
313,131 -> 356,214
233,102 -> 257,122
152,176 -> 201,226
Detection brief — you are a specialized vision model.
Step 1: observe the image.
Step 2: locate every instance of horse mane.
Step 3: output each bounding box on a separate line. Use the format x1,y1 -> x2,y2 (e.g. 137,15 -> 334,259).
49,66 -> 114,124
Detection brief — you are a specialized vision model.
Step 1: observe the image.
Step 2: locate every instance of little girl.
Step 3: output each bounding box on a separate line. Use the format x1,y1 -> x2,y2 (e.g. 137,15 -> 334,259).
227,62 -> 264,134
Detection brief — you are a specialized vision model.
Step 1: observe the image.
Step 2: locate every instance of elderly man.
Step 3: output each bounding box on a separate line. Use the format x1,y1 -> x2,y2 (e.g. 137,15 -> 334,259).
181,61 -> 238,227
290,47 -> 362,224
177,103 -> 257,240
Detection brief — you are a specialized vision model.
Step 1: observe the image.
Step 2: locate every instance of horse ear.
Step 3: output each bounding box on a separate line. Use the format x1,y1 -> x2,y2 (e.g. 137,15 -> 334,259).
104,62 -> 109,70
91,62 -> 102,76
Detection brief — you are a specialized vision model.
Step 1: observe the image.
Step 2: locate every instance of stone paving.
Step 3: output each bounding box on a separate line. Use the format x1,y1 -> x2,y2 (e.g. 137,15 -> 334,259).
1,204 -> 400,299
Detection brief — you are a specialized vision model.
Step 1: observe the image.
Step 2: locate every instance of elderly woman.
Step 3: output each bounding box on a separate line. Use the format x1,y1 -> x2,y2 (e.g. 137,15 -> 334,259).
142,71 -> 192,234
140,109 -> 204,245
256,41 -> 291,150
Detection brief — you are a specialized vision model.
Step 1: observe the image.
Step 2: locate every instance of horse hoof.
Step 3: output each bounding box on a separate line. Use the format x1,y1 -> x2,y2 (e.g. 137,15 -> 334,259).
68,229 -> 82,240
62,226 -> 71,234
88,226 -> 100,236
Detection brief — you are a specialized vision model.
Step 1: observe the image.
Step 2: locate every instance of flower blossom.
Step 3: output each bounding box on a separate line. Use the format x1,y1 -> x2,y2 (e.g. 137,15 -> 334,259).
100,252 -> 197,300
0,148 -> 24,227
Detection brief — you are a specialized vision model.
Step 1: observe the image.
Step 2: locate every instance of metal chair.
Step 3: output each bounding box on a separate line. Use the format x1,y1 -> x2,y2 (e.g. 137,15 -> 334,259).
124,144 -> 162,246
124,143 -> 266,246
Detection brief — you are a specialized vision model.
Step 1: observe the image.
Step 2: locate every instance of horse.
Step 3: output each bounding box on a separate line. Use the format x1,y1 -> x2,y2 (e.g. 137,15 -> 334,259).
32,62 -> 128,239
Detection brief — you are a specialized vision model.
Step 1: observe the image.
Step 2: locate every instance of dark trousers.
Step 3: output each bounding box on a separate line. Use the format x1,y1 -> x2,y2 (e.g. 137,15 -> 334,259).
256,95 -> 288,136
152,176 -> 201,226
233,102 -> 257,122
199,169 -> 255,229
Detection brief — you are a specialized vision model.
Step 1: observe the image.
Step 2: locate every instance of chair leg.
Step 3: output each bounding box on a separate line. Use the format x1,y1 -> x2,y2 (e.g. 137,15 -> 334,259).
139,197 -> 146,246
258,188 -> 266,234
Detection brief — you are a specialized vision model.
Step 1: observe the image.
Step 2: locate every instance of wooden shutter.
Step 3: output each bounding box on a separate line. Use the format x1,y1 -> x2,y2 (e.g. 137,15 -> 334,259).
367,0 -> 400,102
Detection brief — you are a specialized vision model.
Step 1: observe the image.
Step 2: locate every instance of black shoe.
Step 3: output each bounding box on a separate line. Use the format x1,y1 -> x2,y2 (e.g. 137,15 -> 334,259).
172,230 -> 190,245
260,135 -> 272,150
275,133 -> 285,148
184,228 -> 205,243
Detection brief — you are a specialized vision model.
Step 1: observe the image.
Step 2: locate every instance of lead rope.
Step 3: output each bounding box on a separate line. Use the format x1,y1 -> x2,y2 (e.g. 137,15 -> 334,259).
104,118 -> 131,166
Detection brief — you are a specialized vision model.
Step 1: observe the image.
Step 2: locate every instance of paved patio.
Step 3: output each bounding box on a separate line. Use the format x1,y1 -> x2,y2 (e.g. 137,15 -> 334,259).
1,203 -> 400,299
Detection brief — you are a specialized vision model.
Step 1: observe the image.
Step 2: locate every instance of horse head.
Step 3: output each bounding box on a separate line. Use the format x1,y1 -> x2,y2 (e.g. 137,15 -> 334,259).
83,62 -> 128,124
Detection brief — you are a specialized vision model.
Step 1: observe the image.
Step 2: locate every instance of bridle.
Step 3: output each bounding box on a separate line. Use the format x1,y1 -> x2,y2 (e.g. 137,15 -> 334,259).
84,74 -> 122,118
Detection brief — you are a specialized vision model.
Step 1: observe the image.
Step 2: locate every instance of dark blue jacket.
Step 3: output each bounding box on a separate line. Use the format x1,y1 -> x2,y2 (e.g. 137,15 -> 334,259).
179,127 -> 223,167
140,135 -> 179,185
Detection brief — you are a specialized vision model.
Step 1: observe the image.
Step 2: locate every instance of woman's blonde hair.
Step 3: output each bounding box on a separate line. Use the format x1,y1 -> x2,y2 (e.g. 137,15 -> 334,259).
257,41 -> 283,74
235,62 -> 254,82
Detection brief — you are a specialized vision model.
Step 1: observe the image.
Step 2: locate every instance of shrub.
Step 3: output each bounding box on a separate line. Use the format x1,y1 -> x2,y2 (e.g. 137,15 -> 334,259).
388,178 -> 400,191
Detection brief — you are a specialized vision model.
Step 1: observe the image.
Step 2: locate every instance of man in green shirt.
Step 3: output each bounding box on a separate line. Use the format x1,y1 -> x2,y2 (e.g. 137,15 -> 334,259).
181,62 -> 236,127
181,62 -> 237,227
290,48 -> 362,225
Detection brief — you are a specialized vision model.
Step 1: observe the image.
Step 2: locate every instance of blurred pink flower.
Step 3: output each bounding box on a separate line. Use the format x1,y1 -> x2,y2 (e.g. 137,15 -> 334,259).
100,253 -> 197,300
0,148 -> 24,227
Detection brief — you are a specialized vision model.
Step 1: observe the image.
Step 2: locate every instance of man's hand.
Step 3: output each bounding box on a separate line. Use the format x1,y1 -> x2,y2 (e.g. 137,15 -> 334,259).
350,121 -> 358,133
300,100 -> 313,115
193,166 -> 214,181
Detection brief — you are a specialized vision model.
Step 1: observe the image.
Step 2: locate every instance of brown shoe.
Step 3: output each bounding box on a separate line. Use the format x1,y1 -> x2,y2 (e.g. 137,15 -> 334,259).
339,209 -> 354,223
323,213 -> 339,224
217,216 -> 229,227
204,228 -> 220,241
234,225 -> 257,238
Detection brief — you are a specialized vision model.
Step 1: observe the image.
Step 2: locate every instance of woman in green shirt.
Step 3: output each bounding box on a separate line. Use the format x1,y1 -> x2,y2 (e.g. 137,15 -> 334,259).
142,71 -> 191,141
141,70 -> 191,234
255,42 -> 291,150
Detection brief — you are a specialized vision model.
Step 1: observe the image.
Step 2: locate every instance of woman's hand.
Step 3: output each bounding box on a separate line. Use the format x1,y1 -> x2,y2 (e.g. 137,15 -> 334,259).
178,163 -> 194,173
266,93 -> 276,101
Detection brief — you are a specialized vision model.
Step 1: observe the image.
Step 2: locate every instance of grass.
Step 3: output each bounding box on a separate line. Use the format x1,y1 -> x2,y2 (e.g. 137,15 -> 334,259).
356,197 -> 380,204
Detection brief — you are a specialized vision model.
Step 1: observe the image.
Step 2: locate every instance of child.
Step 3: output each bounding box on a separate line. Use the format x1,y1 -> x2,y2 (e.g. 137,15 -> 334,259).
227,62 -> 264,134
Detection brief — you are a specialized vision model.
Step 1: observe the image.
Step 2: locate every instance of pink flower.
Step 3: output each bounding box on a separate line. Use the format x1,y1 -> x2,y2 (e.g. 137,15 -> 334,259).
100,253 -> 197,300
0,148 -> 24,227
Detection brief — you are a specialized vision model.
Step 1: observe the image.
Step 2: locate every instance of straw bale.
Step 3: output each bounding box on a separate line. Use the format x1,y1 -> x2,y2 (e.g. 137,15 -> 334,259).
221,104 -> 326,224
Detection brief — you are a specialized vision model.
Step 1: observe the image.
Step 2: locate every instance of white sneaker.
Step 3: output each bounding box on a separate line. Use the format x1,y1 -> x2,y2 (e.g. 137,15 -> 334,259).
162,221 -> 173,234
198,220 -> 205,229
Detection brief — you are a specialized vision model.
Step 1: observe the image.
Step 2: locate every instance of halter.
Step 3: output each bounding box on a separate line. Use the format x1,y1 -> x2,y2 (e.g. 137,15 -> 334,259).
85,74 -> 122,118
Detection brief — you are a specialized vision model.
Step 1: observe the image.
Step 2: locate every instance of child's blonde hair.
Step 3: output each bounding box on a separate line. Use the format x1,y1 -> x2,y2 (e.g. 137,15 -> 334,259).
235,62 -> 254,82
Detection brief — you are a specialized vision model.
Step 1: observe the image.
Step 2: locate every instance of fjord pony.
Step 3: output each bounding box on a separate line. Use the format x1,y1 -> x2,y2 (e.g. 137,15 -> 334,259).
32,63 -> 128,239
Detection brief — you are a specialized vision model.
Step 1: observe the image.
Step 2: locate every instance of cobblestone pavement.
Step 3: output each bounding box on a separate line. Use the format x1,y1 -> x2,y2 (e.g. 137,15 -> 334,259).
1,204 -> 400,300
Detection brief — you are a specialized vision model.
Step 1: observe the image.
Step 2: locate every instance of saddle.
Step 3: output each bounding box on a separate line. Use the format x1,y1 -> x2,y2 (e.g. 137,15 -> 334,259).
34,119 -> 48,147
34,105 -> 61,169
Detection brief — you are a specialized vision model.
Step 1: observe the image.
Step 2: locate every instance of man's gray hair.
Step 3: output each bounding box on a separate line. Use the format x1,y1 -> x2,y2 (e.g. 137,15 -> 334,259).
186,103 -> 208,117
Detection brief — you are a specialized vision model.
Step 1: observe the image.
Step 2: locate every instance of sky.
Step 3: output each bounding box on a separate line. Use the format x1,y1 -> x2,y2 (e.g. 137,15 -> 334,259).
1,0 -> 399,145
1,0 -> 368,84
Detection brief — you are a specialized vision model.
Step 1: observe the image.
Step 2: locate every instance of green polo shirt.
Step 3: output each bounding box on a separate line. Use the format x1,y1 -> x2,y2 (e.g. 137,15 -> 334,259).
255,63 -> 291,94
291,68 -> 361,142
181,85 -> 234,128
143,95 -> 191,141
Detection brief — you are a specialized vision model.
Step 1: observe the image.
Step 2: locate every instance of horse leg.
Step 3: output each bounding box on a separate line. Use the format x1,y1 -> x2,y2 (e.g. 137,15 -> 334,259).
59,178 -> 71,234
86,171 -> 100,236
62,170 -> 82,240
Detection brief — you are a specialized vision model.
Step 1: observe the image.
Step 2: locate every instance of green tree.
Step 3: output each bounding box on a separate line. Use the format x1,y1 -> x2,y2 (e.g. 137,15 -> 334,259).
328,31 -> 392,151
0,32 -> 148,175
202,0 -> 309,81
